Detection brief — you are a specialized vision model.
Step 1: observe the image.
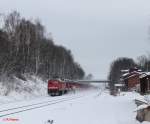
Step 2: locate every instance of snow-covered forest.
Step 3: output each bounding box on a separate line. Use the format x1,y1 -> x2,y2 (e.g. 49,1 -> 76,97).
0,11 -> 85,80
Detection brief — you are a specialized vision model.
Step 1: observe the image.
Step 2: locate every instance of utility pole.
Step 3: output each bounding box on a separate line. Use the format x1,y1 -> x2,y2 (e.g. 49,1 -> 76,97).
147,62 -> 149,72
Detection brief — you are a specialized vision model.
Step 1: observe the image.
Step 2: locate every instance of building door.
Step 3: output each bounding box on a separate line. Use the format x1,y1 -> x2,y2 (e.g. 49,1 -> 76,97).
140,78 -> 147,94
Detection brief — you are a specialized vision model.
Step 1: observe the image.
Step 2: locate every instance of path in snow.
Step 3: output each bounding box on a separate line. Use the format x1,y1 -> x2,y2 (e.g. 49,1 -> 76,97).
49,92 -> 139,124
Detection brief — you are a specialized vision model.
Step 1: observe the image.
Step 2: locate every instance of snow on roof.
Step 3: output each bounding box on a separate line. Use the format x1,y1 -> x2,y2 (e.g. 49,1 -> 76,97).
121,70 -> 146,80
121,69 -> 129,73
135,104 -> 149,111
140,72 -> 150,79
135,97 -> 148,104
122,72 -> 129,77
115,84 -> 124,87
140,74 -> 147,79
121,68 -> 142,73
123,73 -> 140,80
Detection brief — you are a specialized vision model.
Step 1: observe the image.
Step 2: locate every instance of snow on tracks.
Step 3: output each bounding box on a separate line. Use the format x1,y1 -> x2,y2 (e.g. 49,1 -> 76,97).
0,95 -> 85,118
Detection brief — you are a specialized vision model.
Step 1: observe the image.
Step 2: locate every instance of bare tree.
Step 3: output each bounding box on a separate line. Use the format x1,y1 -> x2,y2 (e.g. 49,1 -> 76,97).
108,57 -> 136,89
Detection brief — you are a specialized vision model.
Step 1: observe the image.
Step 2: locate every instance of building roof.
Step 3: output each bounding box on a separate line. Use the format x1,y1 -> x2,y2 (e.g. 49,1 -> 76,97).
139,72 -> 150,79
115,84 -> 124,87
121,67 -> 142,79
122,71 -> 141,79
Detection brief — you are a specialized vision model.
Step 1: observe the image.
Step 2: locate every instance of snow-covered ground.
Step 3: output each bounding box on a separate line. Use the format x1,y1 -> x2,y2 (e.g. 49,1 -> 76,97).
0,88 -> 148,124
0,75 -> 149,124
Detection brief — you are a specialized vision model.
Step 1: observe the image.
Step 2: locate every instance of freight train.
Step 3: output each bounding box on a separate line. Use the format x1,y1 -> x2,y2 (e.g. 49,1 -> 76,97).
48,78 -> 80,96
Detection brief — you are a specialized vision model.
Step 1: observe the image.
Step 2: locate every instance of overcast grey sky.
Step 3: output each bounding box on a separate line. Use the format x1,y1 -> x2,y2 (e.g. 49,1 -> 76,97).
1,0 -> 150,79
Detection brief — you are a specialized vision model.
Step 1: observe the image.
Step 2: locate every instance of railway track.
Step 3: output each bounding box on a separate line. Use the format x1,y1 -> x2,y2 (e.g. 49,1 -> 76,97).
0,95 -> 51,105
0,95 -> 85,117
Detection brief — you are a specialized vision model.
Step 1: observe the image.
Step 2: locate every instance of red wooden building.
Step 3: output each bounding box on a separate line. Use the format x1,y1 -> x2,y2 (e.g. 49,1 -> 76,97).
121,68 -> 150,94
121,68 -> 141,90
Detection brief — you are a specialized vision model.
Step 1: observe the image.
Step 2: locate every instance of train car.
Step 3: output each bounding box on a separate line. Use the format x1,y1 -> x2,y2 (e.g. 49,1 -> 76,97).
47,78 -> 85,96
48,79 -> 68,96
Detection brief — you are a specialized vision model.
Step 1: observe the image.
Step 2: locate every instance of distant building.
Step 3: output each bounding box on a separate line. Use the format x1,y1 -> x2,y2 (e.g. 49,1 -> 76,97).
121,67 -> 142,90
139,72 -> 150,94
121,67 -> 150,94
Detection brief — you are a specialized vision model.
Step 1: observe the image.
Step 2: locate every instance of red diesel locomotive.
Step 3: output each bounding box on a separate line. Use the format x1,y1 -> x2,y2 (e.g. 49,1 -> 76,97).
48,79 -> 74,96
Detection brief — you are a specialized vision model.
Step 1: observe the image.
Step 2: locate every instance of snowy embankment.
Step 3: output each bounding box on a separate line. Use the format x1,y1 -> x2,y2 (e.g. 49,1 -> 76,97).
0,75 -> 97,104
0,75 -> 47,103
